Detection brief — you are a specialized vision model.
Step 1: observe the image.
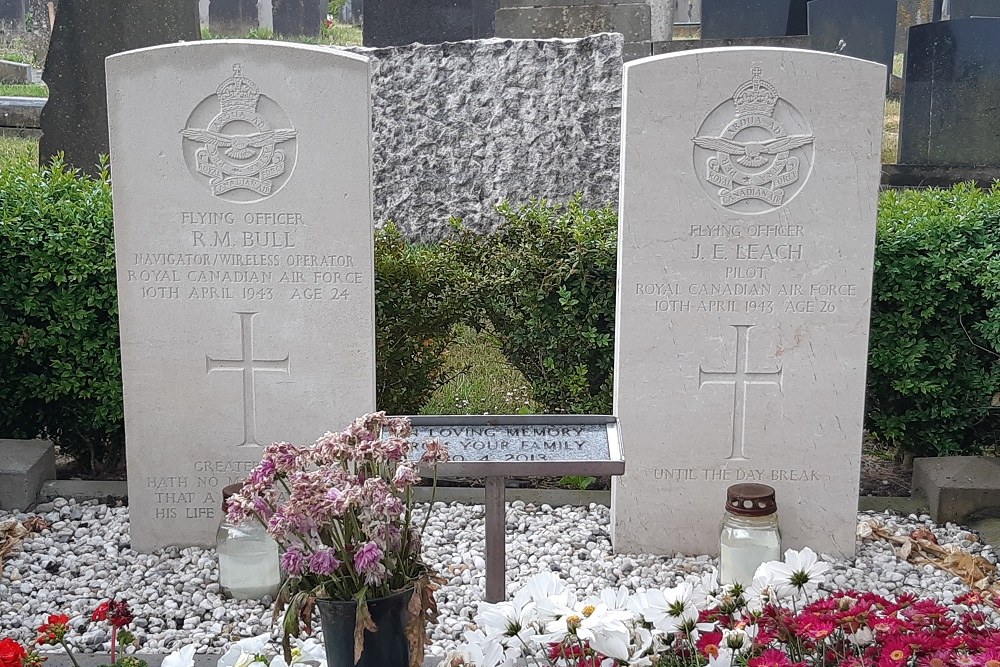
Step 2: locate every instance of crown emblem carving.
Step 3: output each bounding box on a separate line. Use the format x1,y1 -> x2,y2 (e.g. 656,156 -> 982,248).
181,63 -> 297,199
216,64 -> 261,114
692,67 -> 814,211
732,67 -> 780,117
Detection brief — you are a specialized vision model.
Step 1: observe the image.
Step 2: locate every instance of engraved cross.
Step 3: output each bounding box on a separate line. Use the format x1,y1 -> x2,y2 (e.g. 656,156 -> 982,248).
698,324 -> 782,461
206,311 -> 289,448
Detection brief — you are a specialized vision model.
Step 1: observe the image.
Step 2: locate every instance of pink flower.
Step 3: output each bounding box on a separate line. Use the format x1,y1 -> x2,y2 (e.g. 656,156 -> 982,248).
749,649 -> 794,667
388,417 -> 412,438
308,548 -> 342,575
354,541 -> 383,572
393,464 -> 421,490
248,458 -> 277,486
281,548 -> 305,576
420,438 -> 449,464
264,441 -> 301,473
380,437 -> 409,462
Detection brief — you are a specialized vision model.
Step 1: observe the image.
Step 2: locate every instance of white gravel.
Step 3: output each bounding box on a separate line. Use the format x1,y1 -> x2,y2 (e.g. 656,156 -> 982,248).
1,498 -> 997,657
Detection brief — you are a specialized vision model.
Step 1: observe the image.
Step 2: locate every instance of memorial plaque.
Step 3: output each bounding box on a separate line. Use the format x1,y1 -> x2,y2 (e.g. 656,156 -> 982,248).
613,48 -> 884,558
107,41 -> 376,550
406,415 -> 624,477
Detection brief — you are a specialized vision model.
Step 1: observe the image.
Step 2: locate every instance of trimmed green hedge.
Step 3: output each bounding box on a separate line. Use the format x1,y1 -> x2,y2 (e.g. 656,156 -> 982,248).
3,152 -> 1000,467
868,184 -> 1000,456
449,198 -> 617,414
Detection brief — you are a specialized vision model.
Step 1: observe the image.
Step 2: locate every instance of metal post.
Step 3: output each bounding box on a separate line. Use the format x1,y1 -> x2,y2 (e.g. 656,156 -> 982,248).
485,476 -> 506,603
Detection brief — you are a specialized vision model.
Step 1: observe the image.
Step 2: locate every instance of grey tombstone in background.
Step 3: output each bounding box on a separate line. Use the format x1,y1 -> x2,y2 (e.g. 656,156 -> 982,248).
674,0 -> 700,23
107,41 -> 376,550
495,0 -> 651,60
273,0 -> 323,37
200,0 -> 210,26
896,0 -> 943,53
364,0 -> 499,47
701,0 -> 807,38
945,0 -> 1000,17
209,0 -> 258,35
613,48 -> 885,558
899,19 -> 1000,166
0,0 -> 25,28
809,0 -> 897,88
40,0 -> 200,177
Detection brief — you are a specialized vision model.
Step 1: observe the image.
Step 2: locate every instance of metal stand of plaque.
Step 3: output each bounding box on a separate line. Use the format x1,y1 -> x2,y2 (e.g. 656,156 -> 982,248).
406,415 -> 624,602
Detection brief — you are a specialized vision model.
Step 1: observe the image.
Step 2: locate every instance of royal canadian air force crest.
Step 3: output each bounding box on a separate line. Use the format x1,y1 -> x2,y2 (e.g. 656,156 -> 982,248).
692,67 -> 814,213
181,64 -> 297,201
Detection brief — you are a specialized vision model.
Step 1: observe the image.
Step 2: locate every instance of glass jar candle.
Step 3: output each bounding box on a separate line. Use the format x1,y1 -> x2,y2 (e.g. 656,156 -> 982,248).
719,483 -> 781,588
216,483 -> 281,600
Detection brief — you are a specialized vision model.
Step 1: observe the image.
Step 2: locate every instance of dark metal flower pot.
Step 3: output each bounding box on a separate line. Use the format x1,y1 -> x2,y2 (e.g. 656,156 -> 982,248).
316,588 -> 412,667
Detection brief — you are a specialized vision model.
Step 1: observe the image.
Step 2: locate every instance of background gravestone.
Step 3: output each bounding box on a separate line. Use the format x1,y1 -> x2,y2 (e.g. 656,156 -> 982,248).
209,0 -> 258,35
364,0 -> 500,47
809,0 -> 898,88
272,0 -> 323,37
107,41 -> 376,550
674,0 -> 700,23
946,0 -> 1000,17
896,0 -> 942,52
40,0 -> 199,177
701,0 -> 808,38
0,0 -> 25,28
495,0 -> 651,60
899,18 -> 1000,165
612,48 -> 885,558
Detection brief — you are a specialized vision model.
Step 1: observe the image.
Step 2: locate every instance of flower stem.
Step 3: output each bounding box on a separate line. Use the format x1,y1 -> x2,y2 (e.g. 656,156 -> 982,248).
59,640 -> 82,667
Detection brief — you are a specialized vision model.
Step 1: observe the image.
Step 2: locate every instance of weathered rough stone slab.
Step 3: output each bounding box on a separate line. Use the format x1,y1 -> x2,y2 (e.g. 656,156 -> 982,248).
107,41 -> 376,550
612,48 -> 885,558
40,0 -> 199,177
339,34 -> 623,240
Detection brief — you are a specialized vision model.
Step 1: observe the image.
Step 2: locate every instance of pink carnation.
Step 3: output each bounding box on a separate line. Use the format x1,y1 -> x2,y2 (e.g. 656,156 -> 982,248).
281,548 -> 305,576
308,548 -> 342,575
354,541 -> 383,572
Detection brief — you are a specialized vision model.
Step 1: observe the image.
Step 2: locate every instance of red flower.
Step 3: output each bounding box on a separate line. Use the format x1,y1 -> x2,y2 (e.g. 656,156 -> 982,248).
91,600 -> 134,628
0,639 -> 26,667
749,648 -> 794,667
91,601 -> 110,622
36,614 -> 71,645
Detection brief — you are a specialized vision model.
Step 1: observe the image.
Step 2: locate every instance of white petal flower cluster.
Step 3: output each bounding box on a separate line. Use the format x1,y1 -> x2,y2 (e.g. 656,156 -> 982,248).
161,635 -> 326,667
441,548 -> 832,667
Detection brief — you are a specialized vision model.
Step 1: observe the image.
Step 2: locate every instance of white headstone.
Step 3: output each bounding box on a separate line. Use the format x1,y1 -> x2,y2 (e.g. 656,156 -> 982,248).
258,0 -> 273,30
107,41 -> 375,551
199,0 -> 209,26
612,48 -> 885,558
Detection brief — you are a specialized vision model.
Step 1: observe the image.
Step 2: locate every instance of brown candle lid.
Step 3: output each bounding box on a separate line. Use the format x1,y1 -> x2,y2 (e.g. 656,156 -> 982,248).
725,483 -> 777,516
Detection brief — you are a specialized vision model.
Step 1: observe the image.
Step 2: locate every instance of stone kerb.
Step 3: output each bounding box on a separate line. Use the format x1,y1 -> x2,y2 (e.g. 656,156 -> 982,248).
613,47 -> 885,558
107,40 -> 376,551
